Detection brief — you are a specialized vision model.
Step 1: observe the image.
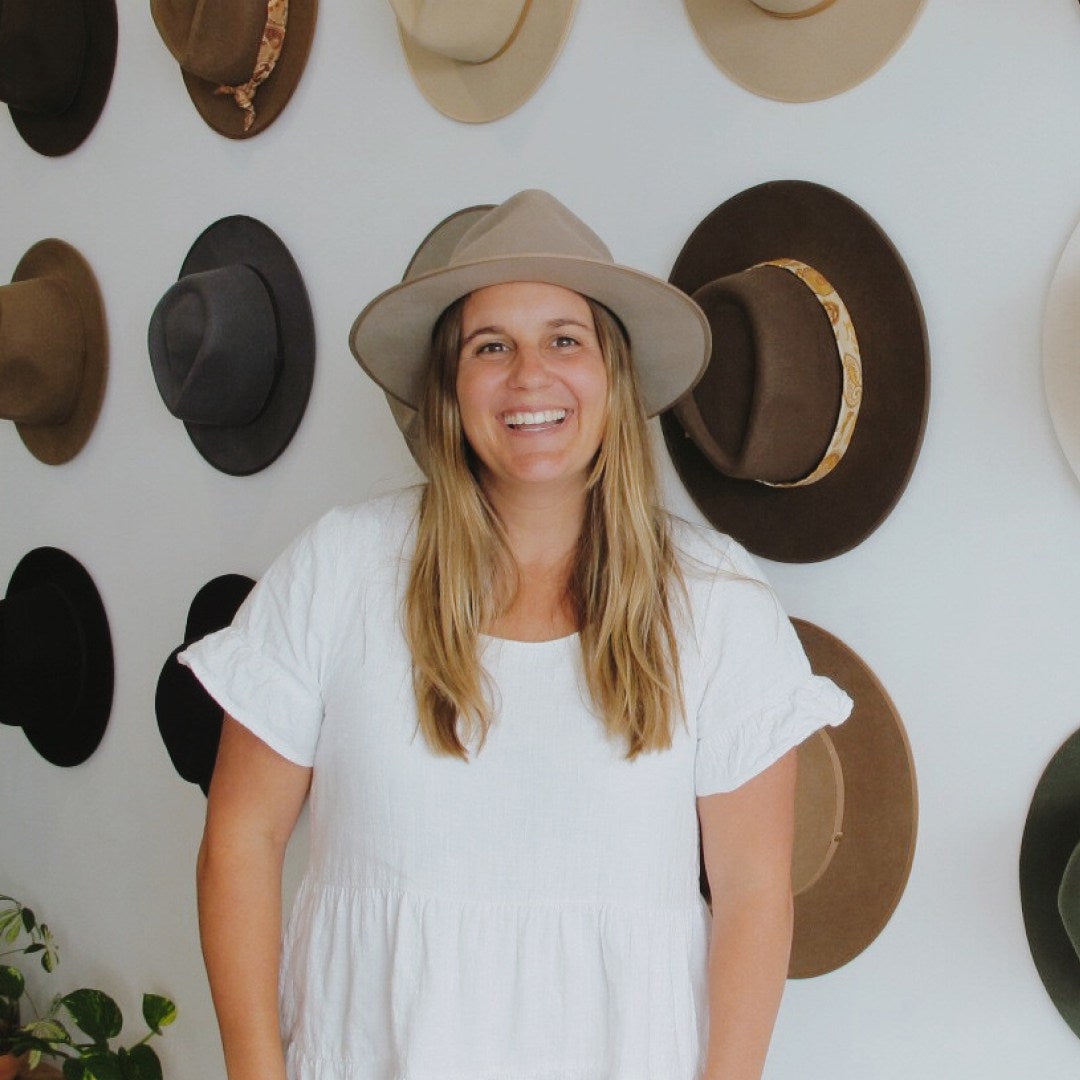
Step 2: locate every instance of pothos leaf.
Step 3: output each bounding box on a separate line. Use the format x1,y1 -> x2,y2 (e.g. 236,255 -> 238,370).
61,989 -> 123,1043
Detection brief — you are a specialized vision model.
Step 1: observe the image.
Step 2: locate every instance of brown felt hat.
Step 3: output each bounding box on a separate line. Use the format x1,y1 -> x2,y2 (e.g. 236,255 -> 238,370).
683,0 -> 927,104
151,0 -> 317,139
661,180 -> 929,563
0,239 -> 108,465
390,0 -> 577,123
785,618 -> 917,977
0,0 -> 117,156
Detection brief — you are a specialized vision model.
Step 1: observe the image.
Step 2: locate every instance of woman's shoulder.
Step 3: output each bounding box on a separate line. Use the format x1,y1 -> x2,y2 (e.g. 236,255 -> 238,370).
668,512 -> 762,582
306,485 -> 423,547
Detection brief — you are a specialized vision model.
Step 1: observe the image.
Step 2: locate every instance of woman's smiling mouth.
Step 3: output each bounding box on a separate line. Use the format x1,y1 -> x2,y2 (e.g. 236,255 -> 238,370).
501,408 -> 569,430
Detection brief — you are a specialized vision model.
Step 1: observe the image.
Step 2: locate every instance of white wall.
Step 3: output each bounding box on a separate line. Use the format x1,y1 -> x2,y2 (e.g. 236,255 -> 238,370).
3,2 -> 1080,1077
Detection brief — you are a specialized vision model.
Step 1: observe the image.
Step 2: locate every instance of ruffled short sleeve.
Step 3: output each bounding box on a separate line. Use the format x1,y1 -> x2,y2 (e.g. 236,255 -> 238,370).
178,509 -> 348,767
690,538 -> 853,797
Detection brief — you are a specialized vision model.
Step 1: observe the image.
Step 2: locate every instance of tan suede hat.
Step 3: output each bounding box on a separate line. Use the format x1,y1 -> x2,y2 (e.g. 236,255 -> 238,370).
1042,212 -> 1080,485
389,0 -> 577,123
0,239 -> 108,465
683,0 -> 927,103
151,0 -> 317,138
352,189 -> 711,418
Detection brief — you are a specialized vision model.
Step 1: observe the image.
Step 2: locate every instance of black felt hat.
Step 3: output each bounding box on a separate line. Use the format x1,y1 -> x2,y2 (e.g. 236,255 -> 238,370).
0,547 -> 113,766
156,574 -> 254,795
0,0 -> 117,156
148,216 -> 315,476
661,181 -> 929,563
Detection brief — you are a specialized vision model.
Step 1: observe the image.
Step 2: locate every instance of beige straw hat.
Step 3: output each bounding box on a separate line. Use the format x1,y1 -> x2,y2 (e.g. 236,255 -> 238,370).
683,0 -> 927,104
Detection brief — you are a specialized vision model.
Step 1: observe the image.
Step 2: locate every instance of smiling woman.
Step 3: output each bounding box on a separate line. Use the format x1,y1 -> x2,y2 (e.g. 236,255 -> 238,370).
181,190 -> 852,1080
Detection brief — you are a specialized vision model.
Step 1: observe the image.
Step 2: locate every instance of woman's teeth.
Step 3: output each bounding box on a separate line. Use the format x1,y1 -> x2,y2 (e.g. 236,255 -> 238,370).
503,409 -> 567,428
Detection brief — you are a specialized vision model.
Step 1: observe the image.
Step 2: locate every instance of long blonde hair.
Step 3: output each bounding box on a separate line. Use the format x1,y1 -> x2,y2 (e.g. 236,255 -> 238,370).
404,293 -> 685,761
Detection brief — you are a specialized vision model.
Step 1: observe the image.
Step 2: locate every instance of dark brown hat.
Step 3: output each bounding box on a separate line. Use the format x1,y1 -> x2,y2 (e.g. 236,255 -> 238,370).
0,238 -> 109,465
661,181 -> 929,563
151,0 -> 317,139
0,0 -> 117,156
0,547 -> 113,767
1020,727 -> 1080,1037
148,215 -> 315,476
156,574 -> 254,795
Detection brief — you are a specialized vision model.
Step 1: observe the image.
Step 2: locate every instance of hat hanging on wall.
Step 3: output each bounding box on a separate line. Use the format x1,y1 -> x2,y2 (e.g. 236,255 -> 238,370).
0,0 -> 118,156
0,238 -> 109,465
682,0 -> 927,104
388,0 -> 577,123
661,180 -> 929,563
150,0 -> 317,138
0,547 -> 113,767
148,215 -> 315,476
156,574 -> 255,795
698,618 -> 917,977
1042,212 -> 1080,487
385,203 -> 495,470
1019,726 -> 1080,1037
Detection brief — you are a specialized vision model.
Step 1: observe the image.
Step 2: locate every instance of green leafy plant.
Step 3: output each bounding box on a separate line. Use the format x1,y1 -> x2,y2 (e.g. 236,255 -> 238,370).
0,896 -> 176,1080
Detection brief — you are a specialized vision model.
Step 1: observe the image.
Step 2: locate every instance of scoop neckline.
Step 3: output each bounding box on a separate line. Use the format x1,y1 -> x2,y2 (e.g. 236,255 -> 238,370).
480,631 -> 580,648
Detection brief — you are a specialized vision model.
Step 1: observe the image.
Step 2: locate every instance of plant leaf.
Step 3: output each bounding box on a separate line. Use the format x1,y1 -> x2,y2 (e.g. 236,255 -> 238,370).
123,1043 -> 162,1080
141,995 -> 176,1035
76,1050 -> 125,1080
0,910 -> 20,937
62,1059 -> 88,1080
61,989 -> 123,1043
28,1016 -> 70,1042
20,908 -> 36,934
0,965 -> 25,998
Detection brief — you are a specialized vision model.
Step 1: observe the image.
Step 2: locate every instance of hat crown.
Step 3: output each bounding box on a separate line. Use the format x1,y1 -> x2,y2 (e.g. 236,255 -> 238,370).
148,264 -> 279,428
752,0 -> 829,14
0,276 -> 85,426
446,189 -> 613,270
0,0 -> 87,114
390,0 -> 526,63
150,0 -> 263,84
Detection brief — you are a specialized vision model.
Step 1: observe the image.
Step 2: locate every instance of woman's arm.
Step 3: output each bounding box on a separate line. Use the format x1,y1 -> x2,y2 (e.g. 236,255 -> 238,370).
197,715 -> 312,1080
697,749 -> 798,1080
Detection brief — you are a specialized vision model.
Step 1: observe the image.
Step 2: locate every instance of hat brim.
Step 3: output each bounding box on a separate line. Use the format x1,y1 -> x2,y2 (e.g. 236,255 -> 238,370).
1020,727 -> 1080,1036
661,180 -> 928,562
180,0 -> 317,138
13,239 -> 108,466
788,618 -> 917,978
156,574 -> 254,795
353,252 -> 710,419
683,0 -> 926,104
8,0 -> 117,155
1042,215 -> 1080,485
6,547 -> 113,767
174,216 -> 314,476
398,0 -> 576,123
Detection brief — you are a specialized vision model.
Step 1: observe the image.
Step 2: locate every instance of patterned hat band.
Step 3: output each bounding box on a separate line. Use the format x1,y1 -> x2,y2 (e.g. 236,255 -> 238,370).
215,0 -> 288,132
757,258 -> 863,489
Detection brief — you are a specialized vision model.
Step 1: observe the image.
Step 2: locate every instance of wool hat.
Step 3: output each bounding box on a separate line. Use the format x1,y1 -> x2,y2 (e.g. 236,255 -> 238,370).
683,0 -> 927,104
352,189 -> 711,419
148,215 -> 315,476
151,0 -> 317,138
389,0 -> 577,123
156,574 -> 255,795
0,547 -> 113,767
1042,212 -> 1080,486
1019,727 -> 1080,1037
661,180 -> 929,563
0,238 -> 109,465
0,0 -> 117,156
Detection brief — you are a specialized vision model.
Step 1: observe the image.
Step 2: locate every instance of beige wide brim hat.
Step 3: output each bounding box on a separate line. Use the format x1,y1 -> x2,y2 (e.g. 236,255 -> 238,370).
1043,213 -> 1080,484
683,0 -> 927,104
394,0 -> 577,123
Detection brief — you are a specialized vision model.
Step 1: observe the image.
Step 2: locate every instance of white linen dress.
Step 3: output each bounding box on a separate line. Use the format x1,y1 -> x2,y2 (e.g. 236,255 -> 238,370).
180,488 -> 851,1080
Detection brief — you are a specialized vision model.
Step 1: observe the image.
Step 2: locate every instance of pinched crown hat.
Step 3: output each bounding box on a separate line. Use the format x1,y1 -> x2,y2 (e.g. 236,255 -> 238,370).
1,547 -> 113,767
389,0 -> 577,123
148,215 -> 315,476
0,0 -> 117,155
151,0 -> 317,138
351,189 -> 711,419
156,574 -> 255,795
683,0 -> 927,104
0,238 -> 109,465
661,180 -> 929,562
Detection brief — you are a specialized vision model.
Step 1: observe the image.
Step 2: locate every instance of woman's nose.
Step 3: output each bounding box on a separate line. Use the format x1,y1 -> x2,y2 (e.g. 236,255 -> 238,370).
508,344 -> 550,387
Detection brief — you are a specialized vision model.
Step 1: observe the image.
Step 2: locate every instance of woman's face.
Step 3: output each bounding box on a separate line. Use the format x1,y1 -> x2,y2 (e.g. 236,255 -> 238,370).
455,281 -> 608,499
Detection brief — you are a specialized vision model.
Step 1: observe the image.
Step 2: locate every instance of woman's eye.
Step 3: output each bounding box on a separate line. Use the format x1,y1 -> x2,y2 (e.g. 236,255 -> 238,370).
475,340 -> 507,355
553,335 -> 579,348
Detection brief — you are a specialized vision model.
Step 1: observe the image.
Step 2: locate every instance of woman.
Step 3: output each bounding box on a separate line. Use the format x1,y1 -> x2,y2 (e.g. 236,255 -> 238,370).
185,190 -> 851,1080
